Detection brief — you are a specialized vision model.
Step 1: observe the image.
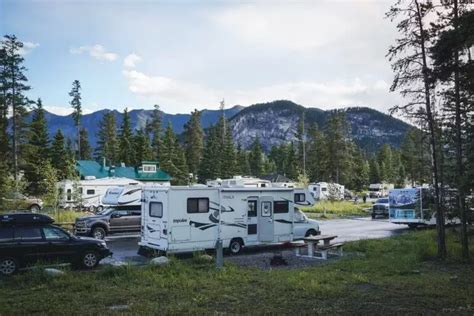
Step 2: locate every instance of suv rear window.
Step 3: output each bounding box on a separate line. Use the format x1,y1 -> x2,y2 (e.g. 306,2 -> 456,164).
0,227 -> 14,242
14,227 -> 42,240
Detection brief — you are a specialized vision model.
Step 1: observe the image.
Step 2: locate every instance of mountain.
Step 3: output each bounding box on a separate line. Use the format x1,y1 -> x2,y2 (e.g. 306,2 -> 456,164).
35,100 -> 410,153
228,100 -> 411,153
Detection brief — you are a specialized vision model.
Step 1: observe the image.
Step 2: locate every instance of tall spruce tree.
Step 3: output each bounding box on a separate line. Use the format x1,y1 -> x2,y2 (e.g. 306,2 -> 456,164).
198,124 -> 220,182
1,35 -> 31,181
69,80 -> 82,159
133,128 -> 153,165
147,104 -> 163,161
236,144 -> 251,175
249,137 -> 264,177
50,129 -> 69,180
0,45 -> 10,163
160,122 -> 188,184
95,111 -> 118,165
325,111 -> 351,184
79,128 -> 92,160
306,124 -> 327,182
118,108 -> 134,165
183,109 -> 204,179
387,0 -> 446,259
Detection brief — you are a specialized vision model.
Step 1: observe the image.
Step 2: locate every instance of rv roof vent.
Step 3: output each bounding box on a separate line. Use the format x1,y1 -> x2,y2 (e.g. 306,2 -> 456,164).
84,176 -> 96,180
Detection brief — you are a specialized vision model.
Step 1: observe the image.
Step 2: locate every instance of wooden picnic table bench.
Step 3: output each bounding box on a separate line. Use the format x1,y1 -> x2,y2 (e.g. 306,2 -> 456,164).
295,235 -> 343,259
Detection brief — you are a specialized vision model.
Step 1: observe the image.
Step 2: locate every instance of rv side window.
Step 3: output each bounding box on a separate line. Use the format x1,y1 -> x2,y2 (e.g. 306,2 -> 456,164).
321,188 -> 327,192
248,200 -> 257,217
86,189 -> 95,195
150,202 -> 163,218
187,198 -> 209,213
274,201 -> 289,213
294,193 -> 305,203
66,189 -> 72,201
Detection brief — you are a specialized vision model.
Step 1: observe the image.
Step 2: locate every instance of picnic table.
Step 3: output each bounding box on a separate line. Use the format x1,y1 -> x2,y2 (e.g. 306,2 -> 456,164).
295,235 -> 343,259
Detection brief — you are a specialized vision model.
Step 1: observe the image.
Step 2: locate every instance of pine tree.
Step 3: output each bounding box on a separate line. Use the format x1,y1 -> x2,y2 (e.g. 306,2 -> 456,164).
249,137 -> 264,177
236,144 -> 251,175
325,111 -> 351,184
118,108 -> 134,165
69,80 -> 82,159
95,111 -> 118,165
377,144 -> 393,183
198,125 -> 220,182
183,109 -> 204,179
147,104 -> 163,161
296,111 -> 306,175
79,128 -> 92,160
220,122 -> 237,178
268,144 -> 288,176
0,46 -> 9,163
50,130 -> 68,180
23,99 -> 50,195
160,122 -> 188,184
133,128 -> 153,165
284,142 -> 299,181
1,35 -> 31,181
307,124 -> 327,182
369,157 -> 380,184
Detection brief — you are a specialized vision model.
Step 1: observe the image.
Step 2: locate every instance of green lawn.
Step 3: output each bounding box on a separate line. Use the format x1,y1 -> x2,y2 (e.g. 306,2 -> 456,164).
1,230 -> 473,314
302,200 -> 372,218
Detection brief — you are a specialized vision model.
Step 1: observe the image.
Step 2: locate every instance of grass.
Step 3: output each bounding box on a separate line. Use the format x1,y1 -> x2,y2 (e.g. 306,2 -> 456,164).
1,229 -> 473,314
302,200 -> 372,218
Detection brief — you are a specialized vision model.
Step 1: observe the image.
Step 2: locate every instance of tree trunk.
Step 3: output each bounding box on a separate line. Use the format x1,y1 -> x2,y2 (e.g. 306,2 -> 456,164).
415,0 -> 446,259
453,0 -> 469,260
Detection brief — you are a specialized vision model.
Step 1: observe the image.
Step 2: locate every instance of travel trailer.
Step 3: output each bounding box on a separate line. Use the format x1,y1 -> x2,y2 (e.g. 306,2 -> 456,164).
102,185 -> 144,206
308,182 -> 344,201
139,186 -> 320,255
58,177 -> 142,211
389,187 -> 459,228
206,176 -> 271,188
368,183 -> 394,198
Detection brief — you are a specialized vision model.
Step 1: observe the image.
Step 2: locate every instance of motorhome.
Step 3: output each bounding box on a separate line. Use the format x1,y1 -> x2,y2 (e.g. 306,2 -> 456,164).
368,183 -> 394,198
389,187 -> 459,228
308,182 -> 344,201
58,177 -> 142,211
139,185 -> 320,255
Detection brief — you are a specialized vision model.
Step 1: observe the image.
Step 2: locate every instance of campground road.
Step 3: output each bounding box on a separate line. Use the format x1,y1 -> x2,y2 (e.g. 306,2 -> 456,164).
103,217 -> 409,263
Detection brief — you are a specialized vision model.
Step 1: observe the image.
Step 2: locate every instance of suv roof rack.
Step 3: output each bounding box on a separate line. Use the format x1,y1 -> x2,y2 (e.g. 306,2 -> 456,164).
0,213 -> 54,226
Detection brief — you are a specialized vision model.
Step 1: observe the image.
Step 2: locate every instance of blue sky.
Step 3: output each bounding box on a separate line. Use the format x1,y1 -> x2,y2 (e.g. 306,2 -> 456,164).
1,0 -> 401,115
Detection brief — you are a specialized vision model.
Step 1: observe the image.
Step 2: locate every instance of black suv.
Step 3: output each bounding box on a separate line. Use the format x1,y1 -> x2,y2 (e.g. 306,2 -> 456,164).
0,213 -> 112,276
74,206 -> 141,240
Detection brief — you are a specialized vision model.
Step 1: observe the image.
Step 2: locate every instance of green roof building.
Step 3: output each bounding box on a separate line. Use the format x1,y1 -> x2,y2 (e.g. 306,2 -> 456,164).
76,160 -> 171,182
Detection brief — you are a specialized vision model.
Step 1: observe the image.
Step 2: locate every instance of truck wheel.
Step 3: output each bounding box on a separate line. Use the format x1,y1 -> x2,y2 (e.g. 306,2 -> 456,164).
229,238 -> 243,255
0,257 -> 18,276
81,251 -> 99,269
29,204 -> 40,212
91,227 -> 106,240
305,229 -> 318,237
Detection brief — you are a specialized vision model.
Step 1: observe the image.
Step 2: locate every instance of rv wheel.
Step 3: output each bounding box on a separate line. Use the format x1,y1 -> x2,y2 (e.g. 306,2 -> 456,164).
91,227 -> 106,240
229,239 -> 243,255
305,229 -> 318,237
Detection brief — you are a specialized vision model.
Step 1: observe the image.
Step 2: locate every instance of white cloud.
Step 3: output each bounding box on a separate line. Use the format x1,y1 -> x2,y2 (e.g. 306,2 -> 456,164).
44,105 -> 93,116
19,42 -> 40,55
122,69 -> 398,114
70,44 -> 118,61
123,53 -> 142,68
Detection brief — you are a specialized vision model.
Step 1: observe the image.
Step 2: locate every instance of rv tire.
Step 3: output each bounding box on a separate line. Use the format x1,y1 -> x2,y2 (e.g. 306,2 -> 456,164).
91,226 -> 106,240
229,238 -> 243,255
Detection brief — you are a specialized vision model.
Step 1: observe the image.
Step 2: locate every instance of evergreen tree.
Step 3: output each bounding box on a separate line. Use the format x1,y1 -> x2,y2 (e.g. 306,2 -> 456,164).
236,144 -> 251,175
23,99 -> 50,195
160,122 -> 188,184
118,108 -> 134,165
79,128 -> 92,160
133,128 -> 153,165
249,137 -> 264,177
198,125 -> 220,182
0,46 -> 9,163
351,147 -> 370,191
183,109 -> 204,179
219,121 -> 237,178
50,130 -> 68,180
307,124 -> 327,182
284,142 -> 299,180
268,143 -> 288,176
369,157 -> 380,184
69,80 -> 82,159
147,104 -> 163,161
1,35 -> 31,181
377,144 -> 393,182
95,111 -> 118,165
325,111 -> 351,184
296,111 -> 306,175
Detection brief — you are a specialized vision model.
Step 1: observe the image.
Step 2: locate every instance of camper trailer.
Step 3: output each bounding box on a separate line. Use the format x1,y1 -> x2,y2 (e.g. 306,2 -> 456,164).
368,183 -> 394,198
58,177 -> 142,211
207,176 -> 271,188
139,186 -> 320,255
389,187 -> 459,228
308,182 -> 344,201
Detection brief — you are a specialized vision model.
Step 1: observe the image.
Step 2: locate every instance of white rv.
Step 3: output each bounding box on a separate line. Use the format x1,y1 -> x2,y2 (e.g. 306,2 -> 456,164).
207,176 -> 271,188
102,185 -> 143,206
58,177 -> 142,211
308,182 -> 344,201
139,186 -> 320,255
369,183 -> 394,198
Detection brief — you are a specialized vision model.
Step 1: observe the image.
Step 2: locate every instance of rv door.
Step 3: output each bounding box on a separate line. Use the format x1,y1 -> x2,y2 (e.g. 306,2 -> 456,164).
258,196 -> 274,242
143,191 -> 167,246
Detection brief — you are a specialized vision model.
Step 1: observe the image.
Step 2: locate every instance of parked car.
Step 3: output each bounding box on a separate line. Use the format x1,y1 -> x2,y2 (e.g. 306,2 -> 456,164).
2,192 -> 43,212
74,205 -> 141,240
0,213 -> 112,276
372,198 -> 390,219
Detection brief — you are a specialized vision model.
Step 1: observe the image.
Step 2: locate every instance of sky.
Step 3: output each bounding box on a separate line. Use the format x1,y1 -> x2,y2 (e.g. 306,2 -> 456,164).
1,0 -> 403,115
